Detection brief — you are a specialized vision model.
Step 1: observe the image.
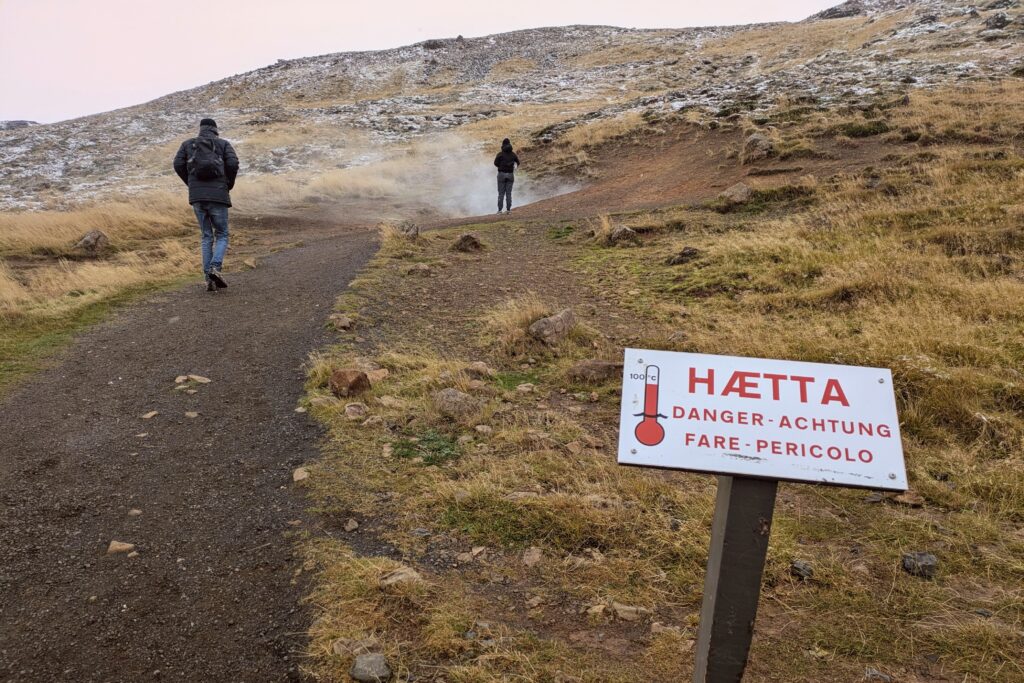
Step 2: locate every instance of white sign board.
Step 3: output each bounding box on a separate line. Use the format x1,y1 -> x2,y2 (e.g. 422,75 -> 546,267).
617,349 -> 907,491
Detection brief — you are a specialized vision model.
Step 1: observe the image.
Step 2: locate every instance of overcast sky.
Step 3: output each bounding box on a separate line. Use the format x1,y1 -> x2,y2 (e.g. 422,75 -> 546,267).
0,0 -> 839,123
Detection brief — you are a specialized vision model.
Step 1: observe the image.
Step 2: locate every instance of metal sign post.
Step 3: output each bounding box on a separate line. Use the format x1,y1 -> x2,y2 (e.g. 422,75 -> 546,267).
616,349 -> 909,681
693,476 -> 778,682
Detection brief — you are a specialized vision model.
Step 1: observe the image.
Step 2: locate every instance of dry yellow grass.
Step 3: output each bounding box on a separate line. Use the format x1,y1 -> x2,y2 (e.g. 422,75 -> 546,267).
559,111 -> 647,151
481,293 -> 553,355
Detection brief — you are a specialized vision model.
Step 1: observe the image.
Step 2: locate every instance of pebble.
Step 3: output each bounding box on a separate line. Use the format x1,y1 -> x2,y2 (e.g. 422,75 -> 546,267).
141,411 -> 158,419
292,467 -> 310,483
349,653 -> 392,683
107,540 -> 135,555
522,546 -> 543,567
127,509 -> 142,517
344,518 -> 360,532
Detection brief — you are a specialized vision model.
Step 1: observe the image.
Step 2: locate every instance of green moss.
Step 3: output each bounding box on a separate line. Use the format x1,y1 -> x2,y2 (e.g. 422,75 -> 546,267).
392,430 -> 461,466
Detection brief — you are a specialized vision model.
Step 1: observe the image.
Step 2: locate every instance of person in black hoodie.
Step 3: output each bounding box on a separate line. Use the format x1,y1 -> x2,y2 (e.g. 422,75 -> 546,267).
173,118 -> 240,292
493,138 -> 520,214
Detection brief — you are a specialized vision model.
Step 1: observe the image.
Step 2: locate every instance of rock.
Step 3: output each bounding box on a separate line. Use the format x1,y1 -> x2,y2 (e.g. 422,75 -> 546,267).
406,262 -> 432,276
433,388 -> 481,420
607,225 -> 639,246
73,230 -> 110,255
666,246 -> 702,265
362,415 -> 384,427
349,653 -> 392,683
525,595 -> 544,609
984,11 -> 1011,29
174,375 -> 189,384
366,368 -> 390,383
107,540 -> 135,555
864,667 -> 893,682
901,552 -> 938,579
345,402 -> 369,420
310,396 -> 341,407
742,133 -> 774,163
515,383 -> 535,393
528,308 -> 576,345
474,425 -> 493,435
464,361 -> 496,379
567,360 -> 622,383
127,509 -> 142,517
566,441 -> 584,455
377,395 -> 407,409
293,467 -> 310,483
522,546 -> 543,567
651,622 -> 682,635
329,369 -> 371,398
380,565 -> 422,587
719,182 -> 753,204
344,518 -> 360,532
863,491 -> 885,503
812,1 -> 865,20
610,601 -> 651,621
790,559 -> 814,580
396,219 -> 420,238
451,233 -> 484,252
141,411 -> 158,419
242,257 -> 258,269
332,636 -> 381,656
185,411 -> 199,419
586,603 -> 606,616
328,313 -> 354,330
187,374 -> 211,384
894,491 -> 925,507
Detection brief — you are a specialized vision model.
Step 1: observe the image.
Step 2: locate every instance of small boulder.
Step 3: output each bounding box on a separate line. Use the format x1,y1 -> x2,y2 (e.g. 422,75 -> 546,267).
567,360 -> 623,383
329,369 -> 371,398
464,361 -> 496,379
790,559 -> 814,580
107,540 -> 135,555
719,181 -> 753,204
380,565 -> 422,587
406,263 -> 432,277
328,313 -> 354,331
894,491 -> 925,507
451,233 -> 483,252
742,133 -> 774,163
73,230 -> 110,255
984,11 -> 1011,29
396,219 -> 420,238
349,653 -> 392,683
666,246 -> 702,265
293,467 -> 310,483
902,551 -> 938,579
345,402 -> 369,421
528,308 -> 576,345
864,668 -> 893,683
610,601 -> 652,622
433,388 -> 480,420
344,518 -> 360,532
606,225 -> 639,247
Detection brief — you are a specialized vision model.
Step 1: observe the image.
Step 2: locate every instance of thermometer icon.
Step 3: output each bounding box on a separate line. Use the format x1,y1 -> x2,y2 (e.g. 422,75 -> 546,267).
634,365 -> 666,446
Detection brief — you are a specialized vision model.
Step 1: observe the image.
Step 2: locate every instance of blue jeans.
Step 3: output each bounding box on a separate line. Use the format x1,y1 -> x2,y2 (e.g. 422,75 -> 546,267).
193,202 -> 229,275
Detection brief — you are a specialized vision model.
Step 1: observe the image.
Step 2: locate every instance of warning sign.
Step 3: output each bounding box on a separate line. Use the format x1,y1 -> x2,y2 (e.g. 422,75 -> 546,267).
617,349 -> 908,490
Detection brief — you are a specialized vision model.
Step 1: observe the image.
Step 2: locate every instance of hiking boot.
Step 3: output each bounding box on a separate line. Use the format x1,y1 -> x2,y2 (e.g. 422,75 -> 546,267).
206,278 -> 216,292
208,268 -> 228,289
496,209 -> 503,214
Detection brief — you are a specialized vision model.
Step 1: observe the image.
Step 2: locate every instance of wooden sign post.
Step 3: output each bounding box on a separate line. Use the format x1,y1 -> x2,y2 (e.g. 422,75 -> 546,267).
617,349 -> 908,682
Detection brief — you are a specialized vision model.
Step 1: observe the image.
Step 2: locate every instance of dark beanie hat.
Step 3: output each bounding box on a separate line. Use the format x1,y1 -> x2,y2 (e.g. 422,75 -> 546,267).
502,137 -> 510,145
200,117 -> 217,127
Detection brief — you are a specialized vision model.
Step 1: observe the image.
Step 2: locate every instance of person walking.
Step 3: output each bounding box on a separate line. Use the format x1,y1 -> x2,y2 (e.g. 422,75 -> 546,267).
494,138 -> 520,214
173,118 -> 239,292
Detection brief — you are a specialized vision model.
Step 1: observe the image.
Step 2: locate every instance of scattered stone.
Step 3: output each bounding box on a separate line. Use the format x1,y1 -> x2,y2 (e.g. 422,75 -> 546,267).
606,225 -> 639,246
719,182 -> 752,204
522,546 -> 543,567
864,667 -> 893,682
141,411 -> 158,419
566,441 -> 584,455
366,368 -> 390,383
349,652 -> 392,683
242,257 -> 258,269
665,246 -> 702,265
329,369 -> 371,398
610,601 -> 651,621
187,374 -> 211,384
863,491 -> 885,503
126,551 -> 139,558
790,559 -> 814,580
344,518 -> 360,532
567,359 -> 622,383
894,491 -> 925,507
328,313 -> 354,330
651,622 -> 683,636
433,387 -> 481,420
362,415 -> 384,427
377,395 -> 407,409
528,308 -> 576,345
901,551 -> 938,579
525,595 -> 544,609
345,402 -> 370,420
973,608 -> 993,618
457,435 -> 474,445
406,262 -> 432,276
310,396 -> 341,407
107,540 -> 135,555
515,383 -> 536,393
742,132 -> 774,163
380,565 -> 422,587
127,509 -> 142,517
332,636 -> 381,656
294,406 -> 307,414
174,375 -> 189,384
185,411 -> 199,419
293,467 -> 310,483
585,603 -> 606,616
396,219 -> 420,238
73,230 -> 110,255
471,546 -> 486,557
451,233 -> 484,252
464,361 -> 496,379
474,424 -> 493,435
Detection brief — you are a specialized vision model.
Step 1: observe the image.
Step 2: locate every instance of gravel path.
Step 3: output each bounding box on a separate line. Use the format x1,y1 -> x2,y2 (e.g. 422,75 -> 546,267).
0,227 -> 376,682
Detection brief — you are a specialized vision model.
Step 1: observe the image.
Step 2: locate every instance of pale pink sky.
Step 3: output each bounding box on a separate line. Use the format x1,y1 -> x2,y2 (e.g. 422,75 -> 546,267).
0,0 -> 838,123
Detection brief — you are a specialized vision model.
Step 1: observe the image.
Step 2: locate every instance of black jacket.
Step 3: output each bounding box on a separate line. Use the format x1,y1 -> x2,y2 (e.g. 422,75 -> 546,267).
494,143 -> 520,174
173,124 -> 239,206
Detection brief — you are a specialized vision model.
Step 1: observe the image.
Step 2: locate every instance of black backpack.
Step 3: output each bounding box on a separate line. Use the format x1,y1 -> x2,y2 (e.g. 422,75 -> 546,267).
188,137 -> 225,181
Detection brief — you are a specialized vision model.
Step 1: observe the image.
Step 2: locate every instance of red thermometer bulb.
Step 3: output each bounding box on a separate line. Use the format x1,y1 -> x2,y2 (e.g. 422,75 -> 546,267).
634,365 -> 665,446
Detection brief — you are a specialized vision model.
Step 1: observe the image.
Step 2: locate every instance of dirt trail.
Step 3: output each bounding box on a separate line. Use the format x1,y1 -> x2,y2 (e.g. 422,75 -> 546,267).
0,224 -> 375,682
